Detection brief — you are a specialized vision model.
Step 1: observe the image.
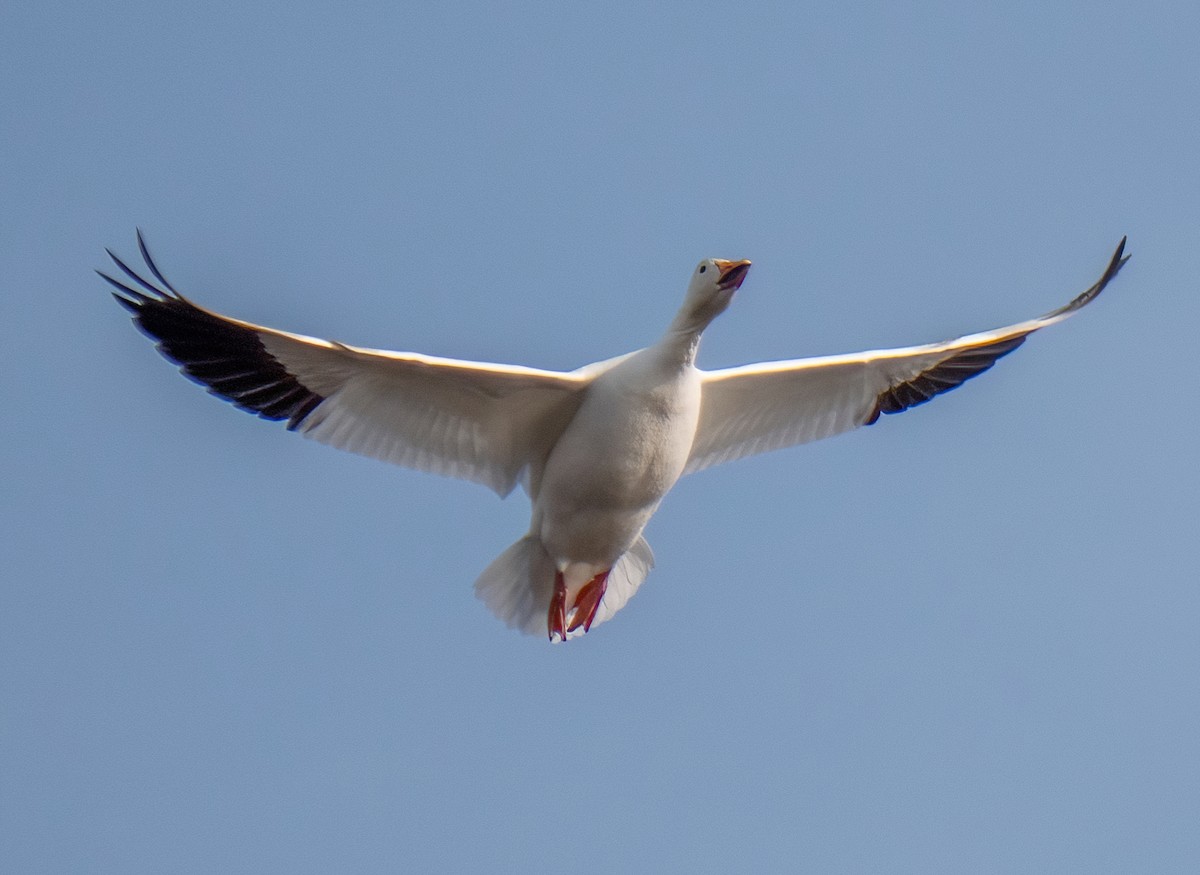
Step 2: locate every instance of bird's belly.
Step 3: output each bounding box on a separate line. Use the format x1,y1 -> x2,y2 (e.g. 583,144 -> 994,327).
535,381 -> 698,565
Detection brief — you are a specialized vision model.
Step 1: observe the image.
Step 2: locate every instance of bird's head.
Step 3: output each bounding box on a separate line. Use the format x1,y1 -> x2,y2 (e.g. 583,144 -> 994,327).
678,258 -> 752,331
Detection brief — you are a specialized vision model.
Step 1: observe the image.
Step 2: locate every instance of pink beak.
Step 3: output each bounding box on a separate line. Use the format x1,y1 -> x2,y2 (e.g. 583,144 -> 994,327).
714,259 -> 752,291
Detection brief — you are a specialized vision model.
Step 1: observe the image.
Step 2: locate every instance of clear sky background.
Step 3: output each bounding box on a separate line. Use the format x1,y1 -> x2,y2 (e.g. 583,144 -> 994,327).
3,2 -> 1198,872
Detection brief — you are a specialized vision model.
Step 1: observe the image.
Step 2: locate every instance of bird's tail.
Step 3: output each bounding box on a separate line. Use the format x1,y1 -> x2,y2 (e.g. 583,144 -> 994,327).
474,534 -> 655,639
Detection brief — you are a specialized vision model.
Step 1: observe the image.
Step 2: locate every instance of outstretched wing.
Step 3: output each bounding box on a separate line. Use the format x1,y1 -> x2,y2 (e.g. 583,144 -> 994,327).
685,238 -> 1128,474
103,231 -> 588,496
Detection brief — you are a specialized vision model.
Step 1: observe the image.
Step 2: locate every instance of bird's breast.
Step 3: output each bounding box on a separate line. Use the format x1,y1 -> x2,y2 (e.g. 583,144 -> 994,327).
535,362 -> 701,563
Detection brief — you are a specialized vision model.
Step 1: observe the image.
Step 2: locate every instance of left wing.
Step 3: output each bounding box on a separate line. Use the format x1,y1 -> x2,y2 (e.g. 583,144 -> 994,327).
685,238 -> 1128,474
103,232 -> 589,496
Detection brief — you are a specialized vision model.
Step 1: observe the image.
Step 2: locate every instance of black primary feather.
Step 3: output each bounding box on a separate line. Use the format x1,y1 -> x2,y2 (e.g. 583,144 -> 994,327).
107,232 -> 325,430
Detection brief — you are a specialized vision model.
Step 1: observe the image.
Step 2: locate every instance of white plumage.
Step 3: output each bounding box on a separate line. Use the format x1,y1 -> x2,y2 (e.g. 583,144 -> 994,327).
103,234 -> 1127,641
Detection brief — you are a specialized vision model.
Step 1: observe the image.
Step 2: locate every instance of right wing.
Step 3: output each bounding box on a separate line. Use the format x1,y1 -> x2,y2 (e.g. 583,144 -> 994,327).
685,238 -> 1128,474
103,231 -> 588,496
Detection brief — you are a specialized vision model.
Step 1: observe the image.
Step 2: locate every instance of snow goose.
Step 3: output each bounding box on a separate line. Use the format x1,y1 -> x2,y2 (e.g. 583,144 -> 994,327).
103,233 -> 1127,641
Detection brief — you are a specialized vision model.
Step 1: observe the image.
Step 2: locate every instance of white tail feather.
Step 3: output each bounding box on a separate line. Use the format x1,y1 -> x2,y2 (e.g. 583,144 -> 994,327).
473,535 -> 655,638
473,535 -> 557,636
592,536 -> 655,630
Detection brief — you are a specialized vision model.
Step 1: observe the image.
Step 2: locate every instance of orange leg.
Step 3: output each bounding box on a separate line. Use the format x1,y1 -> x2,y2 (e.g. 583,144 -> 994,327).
548,570 -> 567,642
567,570 -> 610,635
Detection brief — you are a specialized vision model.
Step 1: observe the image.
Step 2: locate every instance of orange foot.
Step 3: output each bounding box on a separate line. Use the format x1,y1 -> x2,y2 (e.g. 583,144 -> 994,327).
548,569 -> 611,642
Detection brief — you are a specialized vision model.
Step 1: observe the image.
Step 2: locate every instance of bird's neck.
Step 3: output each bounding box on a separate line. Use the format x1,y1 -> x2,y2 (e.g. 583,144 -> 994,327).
659,322 -> 704,367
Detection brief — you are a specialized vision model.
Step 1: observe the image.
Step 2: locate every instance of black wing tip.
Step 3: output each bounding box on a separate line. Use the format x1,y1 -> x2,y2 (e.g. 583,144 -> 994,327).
97,268 -> 157,305
105,246 -> 172,300
102,229 -> 183,312
1080,235 -> 1129,289
1042,236 -> 1130,320
110,289 -> 142,313
1105,235 -> 1130,282
1099,235 -> 1130,288
136,227 -> 179,293
865,236 -> 1128,428
1085,236 -> 1128,296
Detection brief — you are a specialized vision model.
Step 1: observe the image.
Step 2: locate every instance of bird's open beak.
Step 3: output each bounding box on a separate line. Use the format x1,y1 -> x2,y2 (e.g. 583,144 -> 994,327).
714,259 -> 752,291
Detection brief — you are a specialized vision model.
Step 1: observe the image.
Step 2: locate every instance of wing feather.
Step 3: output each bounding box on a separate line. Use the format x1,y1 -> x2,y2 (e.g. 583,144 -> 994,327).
108,234 -> 588,495
685,239 -> 1127,474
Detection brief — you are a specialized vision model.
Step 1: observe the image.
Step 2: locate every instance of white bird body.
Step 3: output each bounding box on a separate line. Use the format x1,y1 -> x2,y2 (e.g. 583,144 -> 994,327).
536,338 -> 701,572
103,236 -> 1127,642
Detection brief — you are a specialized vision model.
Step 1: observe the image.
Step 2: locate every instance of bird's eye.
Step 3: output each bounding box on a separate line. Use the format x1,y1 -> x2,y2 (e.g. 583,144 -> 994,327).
699,265 -> 707,274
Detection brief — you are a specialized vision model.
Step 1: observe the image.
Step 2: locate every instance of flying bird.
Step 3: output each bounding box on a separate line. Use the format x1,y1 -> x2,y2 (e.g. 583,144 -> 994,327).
103,233 -> 1128,641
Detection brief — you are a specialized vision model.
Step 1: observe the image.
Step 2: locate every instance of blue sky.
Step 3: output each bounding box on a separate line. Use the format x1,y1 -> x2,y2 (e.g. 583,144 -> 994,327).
3,1 -> 1199,871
